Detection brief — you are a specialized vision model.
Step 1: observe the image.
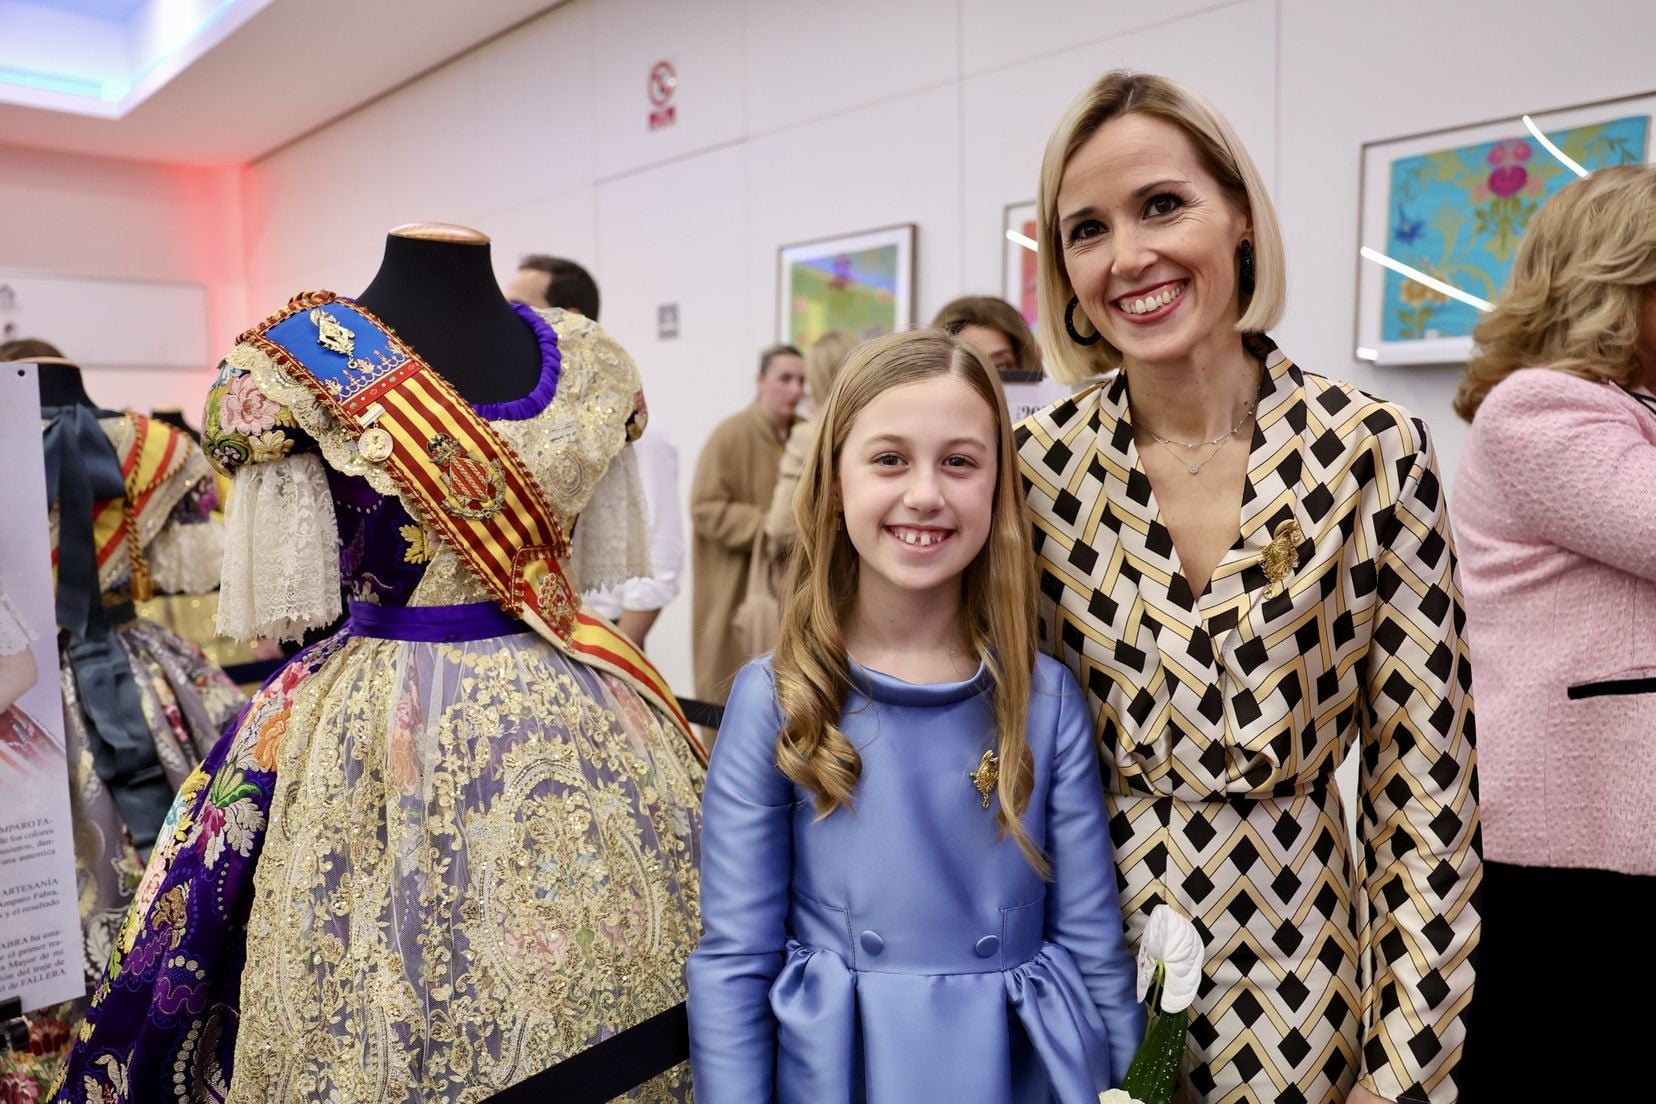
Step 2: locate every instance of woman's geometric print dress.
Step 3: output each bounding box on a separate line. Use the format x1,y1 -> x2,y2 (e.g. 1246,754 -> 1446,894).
1016,340 -> 1480,1104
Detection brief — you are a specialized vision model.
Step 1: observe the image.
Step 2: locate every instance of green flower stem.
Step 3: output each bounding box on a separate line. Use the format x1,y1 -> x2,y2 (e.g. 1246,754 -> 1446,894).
1120,1006 -> 1188,1104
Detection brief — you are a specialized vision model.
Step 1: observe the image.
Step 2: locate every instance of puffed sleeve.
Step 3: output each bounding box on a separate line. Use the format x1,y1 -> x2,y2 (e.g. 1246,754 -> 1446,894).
202,353 -> 341,642
1356,420 -> 1480,1103
143,477 -> 225,596
1040,660 -> 1146,1084
685,660 -> 795,1103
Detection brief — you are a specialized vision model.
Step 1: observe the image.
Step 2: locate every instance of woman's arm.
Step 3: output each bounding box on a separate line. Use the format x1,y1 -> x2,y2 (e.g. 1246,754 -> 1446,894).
691,429 -> 764,552
686,662 -> 795,1102
1478,369 -> 1656,579
1042,664 -> 1146,1084
1357,421 -> 1480,1104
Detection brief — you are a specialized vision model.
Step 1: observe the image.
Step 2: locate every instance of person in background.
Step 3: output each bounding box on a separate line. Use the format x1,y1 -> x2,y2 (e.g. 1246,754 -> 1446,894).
1450,163 -> 1656,1098
933,295 -> 1073,420
690,345 -> 804,705
932,295 -> 1041,378
506,254 -> 682,647
763,330 -> 855,553
505,253 -> 601,318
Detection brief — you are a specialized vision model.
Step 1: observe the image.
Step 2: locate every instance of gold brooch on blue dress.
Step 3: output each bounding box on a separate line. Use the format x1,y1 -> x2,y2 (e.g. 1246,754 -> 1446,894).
1261,519 -> 1302,598
969,750 -> 999,809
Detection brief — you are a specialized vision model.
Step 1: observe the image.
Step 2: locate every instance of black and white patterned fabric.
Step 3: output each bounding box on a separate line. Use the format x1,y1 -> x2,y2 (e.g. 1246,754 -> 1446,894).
1016,339 -> 1480,1104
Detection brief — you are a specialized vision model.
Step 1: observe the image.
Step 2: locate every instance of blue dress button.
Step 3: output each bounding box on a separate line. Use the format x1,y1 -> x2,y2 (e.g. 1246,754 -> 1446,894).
859,930 -> 884,956
974,935 -> 1000,958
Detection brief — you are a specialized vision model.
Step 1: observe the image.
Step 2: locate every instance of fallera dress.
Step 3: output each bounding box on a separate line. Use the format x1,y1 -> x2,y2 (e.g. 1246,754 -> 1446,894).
48,302 -> 704,1104
688,654 -> 1145,1104
2,410 -> 243,1102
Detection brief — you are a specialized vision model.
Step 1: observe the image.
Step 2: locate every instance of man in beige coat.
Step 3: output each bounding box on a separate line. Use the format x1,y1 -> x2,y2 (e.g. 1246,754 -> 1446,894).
691,344 -> 804,704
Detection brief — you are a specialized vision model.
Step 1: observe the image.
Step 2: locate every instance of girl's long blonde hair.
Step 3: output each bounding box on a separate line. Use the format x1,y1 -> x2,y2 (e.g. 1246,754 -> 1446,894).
1455,164 -> 1656,420
772,328 -> 1047,873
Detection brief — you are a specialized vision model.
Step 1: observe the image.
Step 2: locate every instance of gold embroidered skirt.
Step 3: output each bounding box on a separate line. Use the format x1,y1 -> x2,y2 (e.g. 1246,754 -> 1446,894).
228,617 -> 703,1102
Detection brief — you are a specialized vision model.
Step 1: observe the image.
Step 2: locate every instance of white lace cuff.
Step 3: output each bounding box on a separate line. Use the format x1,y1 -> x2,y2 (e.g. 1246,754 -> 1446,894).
146,518 -> 226,596
217,452 -> 341,643
570,443 -> 652,594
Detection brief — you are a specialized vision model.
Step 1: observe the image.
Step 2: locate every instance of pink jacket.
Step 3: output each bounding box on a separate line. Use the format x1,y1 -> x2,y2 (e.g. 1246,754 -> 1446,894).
1454,367 -> 1656,875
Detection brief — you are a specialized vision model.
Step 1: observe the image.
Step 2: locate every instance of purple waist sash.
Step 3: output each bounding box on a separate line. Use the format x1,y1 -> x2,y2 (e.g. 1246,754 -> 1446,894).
346,600 -> 528,643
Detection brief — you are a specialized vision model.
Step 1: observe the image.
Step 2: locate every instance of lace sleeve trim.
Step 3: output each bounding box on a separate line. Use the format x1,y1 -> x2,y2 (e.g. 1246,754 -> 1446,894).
569,443 -> 653,594
146,517 -> 226,596
216,451 -> 341,643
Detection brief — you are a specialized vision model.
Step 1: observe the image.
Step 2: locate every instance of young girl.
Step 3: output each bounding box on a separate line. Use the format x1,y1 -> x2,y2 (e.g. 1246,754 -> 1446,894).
688,330 -> 1144,1103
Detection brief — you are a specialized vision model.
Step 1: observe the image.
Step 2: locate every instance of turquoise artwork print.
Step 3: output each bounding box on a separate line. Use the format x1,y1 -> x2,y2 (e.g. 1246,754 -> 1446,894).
1381,115 -> 1648,341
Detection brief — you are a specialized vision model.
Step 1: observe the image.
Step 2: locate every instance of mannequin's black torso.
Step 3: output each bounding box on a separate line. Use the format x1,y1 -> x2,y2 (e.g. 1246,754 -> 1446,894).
37,362 -> 96,409
355,234 -> 542,405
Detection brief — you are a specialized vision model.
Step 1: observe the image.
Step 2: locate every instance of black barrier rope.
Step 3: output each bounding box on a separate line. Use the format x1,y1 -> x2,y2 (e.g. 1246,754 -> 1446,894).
484,1002 -> 689,1103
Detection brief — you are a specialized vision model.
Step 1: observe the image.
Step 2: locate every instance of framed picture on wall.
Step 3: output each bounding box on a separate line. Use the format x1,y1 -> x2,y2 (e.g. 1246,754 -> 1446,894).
1355,91 -> 1654,366
776,223 -> 915,348
1001,200 -> 1039,336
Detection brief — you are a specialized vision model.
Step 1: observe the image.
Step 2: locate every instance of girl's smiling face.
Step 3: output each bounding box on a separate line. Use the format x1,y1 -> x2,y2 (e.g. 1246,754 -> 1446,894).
837,375 -> 997,604
1057,112 -> 1252,372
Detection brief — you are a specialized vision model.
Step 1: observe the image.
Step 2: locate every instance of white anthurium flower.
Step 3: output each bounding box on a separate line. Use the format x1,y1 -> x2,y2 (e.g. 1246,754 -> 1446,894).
1134,905 -> 1204,1014
1098,1091 -> 1148,1104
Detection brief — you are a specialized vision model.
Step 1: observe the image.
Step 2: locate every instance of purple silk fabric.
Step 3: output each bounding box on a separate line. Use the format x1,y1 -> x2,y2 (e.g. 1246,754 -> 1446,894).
345,600 -> 526,643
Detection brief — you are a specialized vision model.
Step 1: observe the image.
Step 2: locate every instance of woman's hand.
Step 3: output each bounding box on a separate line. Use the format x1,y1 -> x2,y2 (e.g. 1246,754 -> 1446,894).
1348,1084 -> 1396,1104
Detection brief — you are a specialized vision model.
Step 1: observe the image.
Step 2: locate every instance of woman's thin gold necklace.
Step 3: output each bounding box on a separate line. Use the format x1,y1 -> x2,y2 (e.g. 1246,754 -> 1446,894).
1141,397 -> 1257,475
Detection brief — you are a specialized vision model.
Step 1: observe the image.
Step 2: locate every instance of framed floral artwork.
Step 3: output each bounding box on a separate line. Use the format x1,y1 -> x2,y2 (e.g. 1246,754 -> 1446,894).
1355,91 -> 1653,365
777,224 -> 915,348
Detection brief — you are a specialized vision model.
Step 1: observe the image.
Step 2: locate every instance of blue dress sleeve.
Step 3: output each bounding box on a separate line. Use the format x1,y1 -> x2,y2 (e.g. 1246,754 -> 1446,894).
686,661 -> 795,1102
1042,663 -> 1146,1083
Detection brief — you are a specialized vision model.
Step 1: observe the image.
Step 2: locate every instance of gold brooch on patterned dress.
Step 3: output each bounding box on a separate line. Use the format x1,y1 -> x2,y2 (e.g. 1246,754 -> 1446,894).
427,433 -> 506,520
969,750 -> 999,809
1261,518 -> 1303,598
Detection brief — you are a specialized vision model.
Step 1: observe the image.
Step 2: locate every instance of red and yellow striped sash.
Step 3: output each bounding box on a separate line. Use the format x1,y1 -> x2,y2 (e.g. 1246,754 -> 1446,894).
247,291 -> 702,762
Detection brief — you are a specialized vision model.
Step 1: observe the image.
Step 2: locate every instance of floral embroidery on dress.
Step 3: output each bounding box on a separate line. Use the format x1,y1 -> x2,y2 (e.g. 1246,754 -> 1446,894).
202,361 -> 303,474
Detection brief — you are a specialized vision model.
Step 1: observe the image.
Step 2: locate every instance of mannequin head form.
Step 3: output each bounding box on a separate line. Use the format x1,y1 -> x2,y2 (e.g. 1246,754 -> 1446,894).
356,223 -> 542,405
1,337 -> 94,408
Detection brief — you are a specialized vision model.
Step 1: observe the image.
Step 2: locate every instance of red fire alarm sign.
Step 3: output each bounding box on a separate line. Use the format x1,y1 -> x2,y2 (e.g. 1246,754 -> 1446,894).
648,60 -> 677,131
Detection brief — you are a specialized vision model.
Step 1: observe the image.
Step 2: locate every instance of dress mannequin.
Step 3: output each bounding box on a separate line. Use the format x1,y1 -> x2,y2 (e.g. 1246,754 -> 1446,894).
0,338 -> 95,408
355,223 -> 542,404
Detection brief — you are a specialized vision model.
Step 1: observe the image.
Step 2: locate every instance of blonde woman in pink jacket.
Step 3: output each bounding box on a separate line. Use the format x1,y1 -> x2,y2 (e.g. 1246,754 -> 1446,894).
1452,163 -> 1656,1095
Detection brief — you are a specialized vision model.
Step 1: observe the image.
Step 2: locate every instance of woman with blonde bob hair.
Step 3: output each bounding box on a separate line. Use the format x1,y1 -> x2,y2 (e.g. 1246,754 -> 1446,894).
1016,70 -> 1480,1103
1451,163 -> 1656,1096
690,329 -> 1144,1102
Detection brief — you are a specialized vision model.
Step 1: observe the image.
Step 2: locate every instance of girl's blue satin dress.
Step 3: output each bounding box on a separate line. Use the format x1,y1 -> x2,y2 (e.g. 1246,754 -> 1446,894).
688,654 -> 1144,1103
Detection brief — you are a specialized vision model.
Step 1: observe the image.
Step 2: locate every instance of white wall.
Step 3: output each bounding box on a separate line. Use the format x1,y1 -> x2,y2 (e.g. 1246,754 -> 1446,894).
237,0 -> 1656,696
0,142 -> 245,414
